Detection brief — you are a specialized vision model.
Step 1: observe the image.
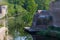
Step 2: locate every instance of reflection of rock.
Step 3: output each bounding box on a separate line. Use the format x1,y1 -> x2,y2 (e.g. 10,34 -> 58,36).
15,36 -> 27,40
0,27 -> 8,40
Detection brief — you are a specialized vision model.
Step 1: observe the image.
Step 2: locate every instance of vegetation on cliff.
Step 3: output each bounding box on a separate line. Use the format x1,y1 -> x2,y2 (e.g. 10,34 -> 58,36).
0,0 -> 51,35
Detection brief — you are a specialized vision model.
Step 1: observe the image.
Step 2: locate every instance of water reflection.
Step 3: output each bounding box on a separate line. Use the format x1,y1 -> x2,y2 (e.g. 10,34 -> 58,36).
11,31 -> 33,40
8,27 -> 33,40
15,36 -> 26,40
14,35 -> 33,40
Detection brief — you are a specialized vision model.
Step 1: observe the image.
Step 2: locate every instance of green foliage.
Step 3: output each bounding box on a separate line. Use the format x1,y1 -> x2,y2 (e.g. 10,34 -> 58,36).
44,0 -> 50,10
4,0 -> 50,35
8,4 -> 15,17
35,0 -> 50,10
7,0 -> 38,35
23,0 -> 38,26
0,24 -> 3,28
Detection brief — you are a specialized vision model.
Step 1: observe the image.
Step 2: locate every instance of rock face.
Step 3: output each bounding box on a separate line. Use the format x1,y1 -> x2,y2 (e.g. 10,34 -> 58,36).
0,27 -> 8,40
50,1 -> 60,27
32,10 -> 52,30
0,5 -> 7,27
0,5 -> 7,18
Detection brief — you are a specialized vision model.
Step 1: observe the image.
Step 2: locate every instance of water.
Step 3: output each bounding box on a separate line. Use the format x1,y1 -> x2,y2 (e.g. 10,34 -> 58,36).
15,36 -> 26,40
14,36 -> 33,40
9,31 -> 33,40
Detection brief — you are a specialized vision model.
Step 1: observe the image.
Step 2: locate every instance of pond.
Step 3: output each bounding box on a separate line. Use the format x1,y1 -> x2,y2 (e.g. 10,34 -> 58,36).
8,30 -> 33,40
14,35 -> 33,40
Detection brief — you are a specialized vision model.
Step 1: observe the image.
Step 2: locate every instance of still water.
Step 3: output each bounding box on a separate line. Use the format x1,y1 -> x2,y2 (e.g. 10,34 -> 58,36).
9,31 -> 33,40
14,35 -> 33,40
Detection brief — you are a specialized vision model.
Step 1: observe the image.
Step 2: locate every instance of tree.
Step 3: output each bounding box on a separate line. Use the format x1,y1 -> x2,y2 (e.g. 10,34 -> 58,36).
35,0 -> 50,10
23,0 -> 38,26
7,0 -> 37,35
6,0 -> 50,35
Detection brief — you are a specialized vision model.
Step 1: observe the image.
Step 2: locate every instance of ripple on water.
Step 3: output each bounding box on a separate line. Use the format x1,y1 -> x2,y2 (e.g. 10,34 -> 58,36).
14,36 -> 33,40
15,36 -> 26,40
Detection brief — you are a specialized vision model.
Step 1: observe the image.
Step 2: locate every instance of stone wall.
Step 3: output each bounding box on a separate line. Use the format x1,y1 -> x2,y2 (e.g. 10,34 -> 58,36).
49,1 -> 60,27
